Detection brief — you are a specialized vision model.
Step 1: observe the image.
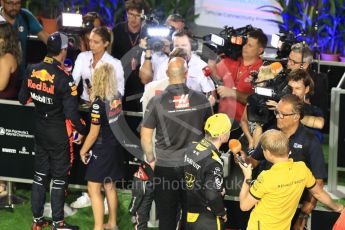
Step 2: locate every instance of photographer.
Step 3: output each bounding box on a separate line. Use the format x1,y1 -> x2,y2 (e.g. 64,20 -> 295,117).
209,29 -> 267,125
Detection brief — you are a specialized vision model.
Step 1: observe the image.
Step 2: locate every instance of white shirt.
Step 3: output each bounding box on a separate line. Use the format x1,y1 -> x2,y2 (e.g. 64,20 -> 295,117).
72,51 -> 124,101
141,78 -> 170,113
155,53 -> 215,93
140,51 -> 169,82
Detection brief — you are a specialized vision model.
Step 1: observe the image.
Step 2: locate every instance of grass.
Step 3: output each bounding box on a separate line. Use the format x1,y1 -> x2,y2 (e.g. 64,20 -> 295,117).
0,188 -> 139,230
1,136 -> 344,229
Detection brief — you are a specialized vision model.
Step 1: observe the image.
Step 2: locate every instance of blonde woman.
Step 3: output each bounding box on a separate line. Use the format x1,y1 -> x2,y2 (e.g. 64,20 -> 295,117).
80,63 -> 123,230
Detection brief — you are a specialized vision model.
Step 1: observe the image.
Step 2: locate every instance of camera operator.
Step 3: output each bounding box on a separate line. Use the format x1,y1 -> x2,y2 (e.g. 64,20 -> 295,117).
240,62 -> 283,150
154,29 -> 215,96
209,29 -> 267,127
287,43 -> 328,117
139,13 -> 186,85
139,36 -> 170,84
242,94 -> 327,230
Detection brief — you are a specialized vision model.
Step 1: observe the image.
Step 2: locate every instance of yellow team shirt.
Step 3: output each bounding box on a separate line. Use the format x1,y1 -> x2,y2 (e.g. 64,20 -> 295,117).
247,159 -> 316,230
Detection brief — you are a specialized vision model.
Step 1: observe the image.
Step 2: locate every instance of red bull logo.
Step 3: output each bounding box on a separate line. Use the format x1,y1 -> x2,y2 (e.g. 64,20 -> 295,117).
28,79 -> 55,94
31,69 -> 55,83
111,99 -> 122,109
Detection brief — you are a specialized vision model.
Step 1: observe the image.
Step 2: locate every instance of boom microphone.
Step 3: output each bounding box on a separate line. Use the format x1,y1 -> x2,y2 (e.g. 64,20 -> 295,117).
202,66 -> 223,88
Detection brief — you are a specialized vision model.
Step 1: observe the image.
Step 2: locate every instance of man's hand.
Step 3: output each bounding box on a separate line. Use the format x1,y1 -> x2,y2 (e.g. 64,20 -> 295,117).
221,214 -> 227,223
139,37 -> 148,50
208,94 -> 216,106
73,133 -> 84,145
217,86 -> 235,98
80,151 -> 90,165
239,163 -> 252,179
266,100 -> 278,110
147,160 -> 155,171
293,216 -> 308,230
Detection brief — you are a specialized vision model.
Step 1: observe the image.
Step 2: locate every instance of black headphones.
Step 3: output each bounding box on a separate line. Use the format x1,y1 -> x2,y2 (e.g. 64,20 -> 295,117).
300,41 -> 306,70
190,36 -> 198,51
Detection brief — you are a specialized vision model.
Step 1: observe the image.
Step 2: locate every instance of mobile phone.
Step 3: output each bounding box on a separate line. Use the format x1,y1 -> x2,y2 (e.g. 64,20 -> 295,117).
235,154 -> 248,168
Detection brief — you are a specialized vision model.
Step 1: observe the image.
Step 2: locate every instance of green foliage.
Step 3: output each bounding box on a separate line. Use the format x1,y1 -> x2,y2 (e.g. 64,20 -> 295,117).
146,0 -> 198,25
258,0 -> 345,54
318,0 -> 345,54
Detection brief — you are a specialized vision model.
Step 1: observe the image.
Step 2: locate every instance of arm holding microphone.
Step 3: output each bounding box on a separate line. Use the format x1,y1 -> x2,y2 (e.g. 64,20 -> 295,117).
228,139 -> 260,168
228,139 -> 259,211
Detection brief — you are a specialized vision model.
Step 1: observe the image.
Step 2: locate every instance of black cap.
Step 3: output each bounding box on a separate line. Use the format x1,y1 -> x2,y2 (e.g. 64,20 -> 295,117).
47,32 -> 68,53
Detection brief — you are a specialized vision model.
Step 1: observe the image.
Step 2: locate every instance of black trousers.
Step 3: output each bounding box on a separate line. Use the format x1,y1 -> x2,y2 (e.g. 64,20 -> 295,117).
31,139 -> 70,222
154,166 -> 185,230
186,212 -> 225,230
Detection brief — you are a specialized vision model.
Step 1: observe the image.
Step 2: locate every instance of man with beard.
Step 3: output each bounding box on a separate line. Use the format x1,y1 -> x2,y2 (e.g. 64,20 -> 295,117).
0,0 -> 48,79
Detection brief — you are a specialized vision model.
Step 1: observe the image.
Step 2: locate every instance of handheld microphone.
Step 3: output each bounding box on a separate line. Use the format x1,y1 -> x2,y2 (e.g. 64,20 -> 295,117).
202,66 -> 223,88
228,139 -> 247,167
85,79 -> 92,89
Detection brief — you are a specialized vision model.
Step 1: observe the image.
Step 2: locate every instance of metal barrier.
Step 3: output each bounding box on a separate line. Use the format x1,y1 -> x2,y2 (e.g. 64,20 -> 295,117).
328,74 -> 345,193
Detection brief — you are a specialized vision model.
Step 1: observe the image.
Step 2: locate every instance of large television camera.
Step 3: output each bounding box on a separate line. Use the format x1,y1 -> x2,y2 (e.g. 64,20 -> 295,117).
202,25 -> 255,60
141,14 -> 174,52
247,65 -> 292,124
271,29 -> 300,59
59,12 -> 89,50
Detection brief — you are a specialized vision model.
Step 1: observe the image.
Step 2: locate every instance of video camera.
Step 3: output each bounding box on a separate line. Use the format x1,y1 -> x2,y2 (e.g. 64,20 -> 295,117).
59,12 -> 88,50
271,29 -> 300,59
247,67 -> 292,124
141,14 -> 174,52
202,25 -> 255,60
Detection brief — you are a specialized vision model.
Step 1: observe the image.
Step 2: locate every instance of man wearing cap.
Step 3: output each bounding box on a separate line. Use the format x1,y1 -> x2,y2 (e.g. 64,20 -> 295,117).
19,32 -> 86,230
184,113 -> 230,230
141,57 -> 213,229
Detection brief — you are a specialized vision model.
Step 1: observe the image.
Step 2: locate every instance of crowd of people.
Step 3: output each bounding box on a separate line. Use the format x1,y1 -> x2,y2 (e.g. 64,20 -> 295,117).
0,0 -> 343,230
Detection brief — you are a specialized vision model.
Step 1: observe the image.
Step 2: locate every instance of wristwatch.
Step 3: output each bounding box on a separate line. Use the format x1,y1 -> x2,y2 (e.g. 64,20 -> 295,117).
298,211 -> 310,219
245,178 -> 254,186
145,56 -> 152,60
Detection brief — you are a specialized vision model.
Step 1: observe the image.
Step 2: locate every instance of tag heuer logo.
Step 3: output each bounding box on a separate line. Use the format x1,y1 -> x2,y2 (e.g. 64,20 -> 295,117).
0,127 -> 5,135
173,94 -> 190,109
